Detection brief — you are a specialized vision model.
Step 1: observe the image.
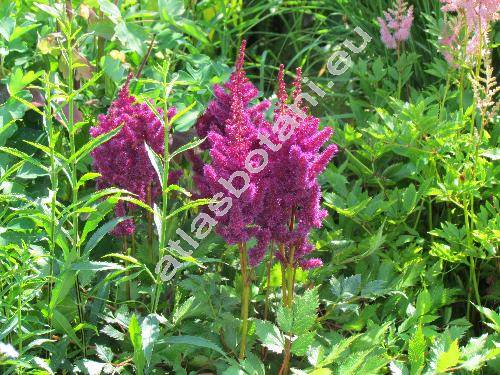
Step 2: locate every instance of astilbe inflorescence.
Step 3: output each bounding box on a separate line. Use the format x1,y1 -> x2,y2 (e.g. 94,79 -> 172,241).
249,65 -> 337,269
469,50 -> 500,122
377,0 -> 414,49
90,76 -> 179,236
440,0 -> 500,64
193,41 -> 271,245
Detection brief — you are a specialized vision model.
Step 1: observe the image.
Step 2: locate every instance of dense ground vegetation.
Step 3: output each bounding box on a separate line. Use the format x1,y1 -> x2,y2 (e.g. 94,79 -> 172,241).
0,0 -> 499,374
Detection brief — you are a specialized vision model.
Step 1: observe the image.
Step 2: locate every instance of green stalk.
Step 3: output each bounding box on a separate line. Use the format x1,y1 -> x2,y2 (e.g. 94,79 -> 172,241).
263,242 -> 274,322
65,19 -> 86,356
239,242 -> 250,360
439,72 -> 451,121
44,74 -> 57,334
279,211 -> 296,375
152,60 -> 172,313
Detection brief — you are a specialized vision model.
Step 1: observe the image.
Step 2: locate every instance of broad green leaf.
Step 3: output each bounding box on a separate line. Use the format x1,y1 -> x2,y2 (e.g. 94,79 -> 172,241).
290,288 -> 319,335
141,315 -> 159,366
83,216 -> 129,255
98,0 -> 121,21
436,339 -> 460,373
319,334 -> 360,367
53,309 -> 84,351
115,22 -> 147,56
161,335 -> 227,357
129,314 -> 145,375
158,0 -> 185,19
291,331 -> 315,356
416,289 -> 432,317
408,325 -> 425,375
336,349 -> 373,375
254,320 -> 285,354
49,271 -> 76,311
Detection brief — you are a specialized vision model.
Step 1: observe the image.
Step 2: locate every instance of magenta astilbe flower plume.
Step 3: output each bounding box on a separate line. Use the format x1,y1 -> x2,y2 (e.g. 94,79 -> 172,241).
377,0 -> 414,49
193,41 -> 270,245
195,42 -> 269,149
90,76 -> 178,236
440,0 -> 499,64
248,65 -> 337,268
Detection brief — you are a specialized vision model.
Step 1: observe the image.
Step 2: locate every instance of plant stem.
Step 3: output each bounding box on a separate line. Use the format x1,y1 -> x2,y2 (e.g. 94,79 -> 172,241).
239,242 -> 250,360
238,243 -> 250,359
152,60 -> 172,313
44,74 -> 57,341
146,183 -> 154,263
65,18 -> 86,357
263,242 -> 274,322
279,210 -> 296,375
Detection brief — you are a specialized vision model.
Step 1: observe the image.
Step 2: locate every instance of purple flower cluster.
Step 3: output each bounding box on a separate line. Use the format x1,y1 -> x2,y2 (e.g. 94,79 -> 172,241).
377,0 -> 414,49
193,43 -> 337,269
252,65 -> 338,269
194,41 -> 271,244
90,77 -> 179,236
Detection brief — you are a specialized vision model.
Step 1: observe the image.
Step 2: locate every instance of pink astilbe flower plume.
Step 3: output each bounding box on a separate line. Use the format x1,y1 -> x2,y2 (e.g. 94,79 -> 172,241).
90,76 -> 178,236
439,0 -> 500,64
377,0 -> 414,49
249,66 -> 337,268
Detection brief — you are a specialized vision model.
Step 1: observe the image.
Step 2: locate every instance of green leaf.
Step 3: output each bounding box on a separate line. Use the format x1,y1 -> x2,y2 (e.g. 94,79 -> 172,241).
254,320 -> 285,354
290,288 -> 319,334
173,296 -> 196,325
115,22 -> 147,56
291,331 -> 315,356
402,184 -> 417,214
168,137 -> 206,161
144,142 -> 164,189
436,339 -> 460,373
83,216 -> 129,256
98,0 -> 122,21
69,125 -> 122,163
161,335 -> 227,357
141,315 -> 159,367
158,0 -> 185,19
71,261 -> 123,272
336,349 -> 374,375
474,304 -> 500,332
8,68 -> 43,96
53,309 -> 84,351
408,325 -> 426,375
416,289 -> 432,317
165,198 -> 214,220
331,274 -> 361,300
0,146 -> 48,172
319,334 -> 360,367
49,271 -> 76,311
129,314 -> 145,375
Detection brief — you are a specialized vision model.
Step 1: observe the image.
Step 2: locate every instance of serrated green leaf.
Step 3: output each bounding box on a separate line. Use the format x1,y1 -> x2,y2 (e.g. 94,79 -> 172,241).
408,325 -> 425,375
254,320 -> 285,354
436,339 -> 460,373
129,314 -> 145,375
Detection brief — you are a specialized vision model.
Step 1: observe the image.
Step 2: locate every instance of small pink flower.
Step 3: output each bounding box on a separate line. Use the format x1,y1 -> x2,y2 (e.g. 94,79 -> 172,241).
440,0 -> 500,64
377,0 -> 414,49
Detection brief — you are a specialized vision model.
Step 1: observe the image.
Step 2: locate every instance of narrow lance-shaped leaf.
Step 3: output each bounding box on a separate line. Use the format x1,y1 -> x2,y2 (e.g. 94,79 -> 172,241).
168,137 -> 206,161
69,125 -> 123,164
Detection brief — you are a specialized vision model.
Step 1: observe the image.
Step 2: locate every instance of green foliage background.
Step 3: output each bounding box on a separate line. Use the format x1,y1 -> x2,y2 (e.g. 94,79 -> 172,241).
0,0 -> 498,374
